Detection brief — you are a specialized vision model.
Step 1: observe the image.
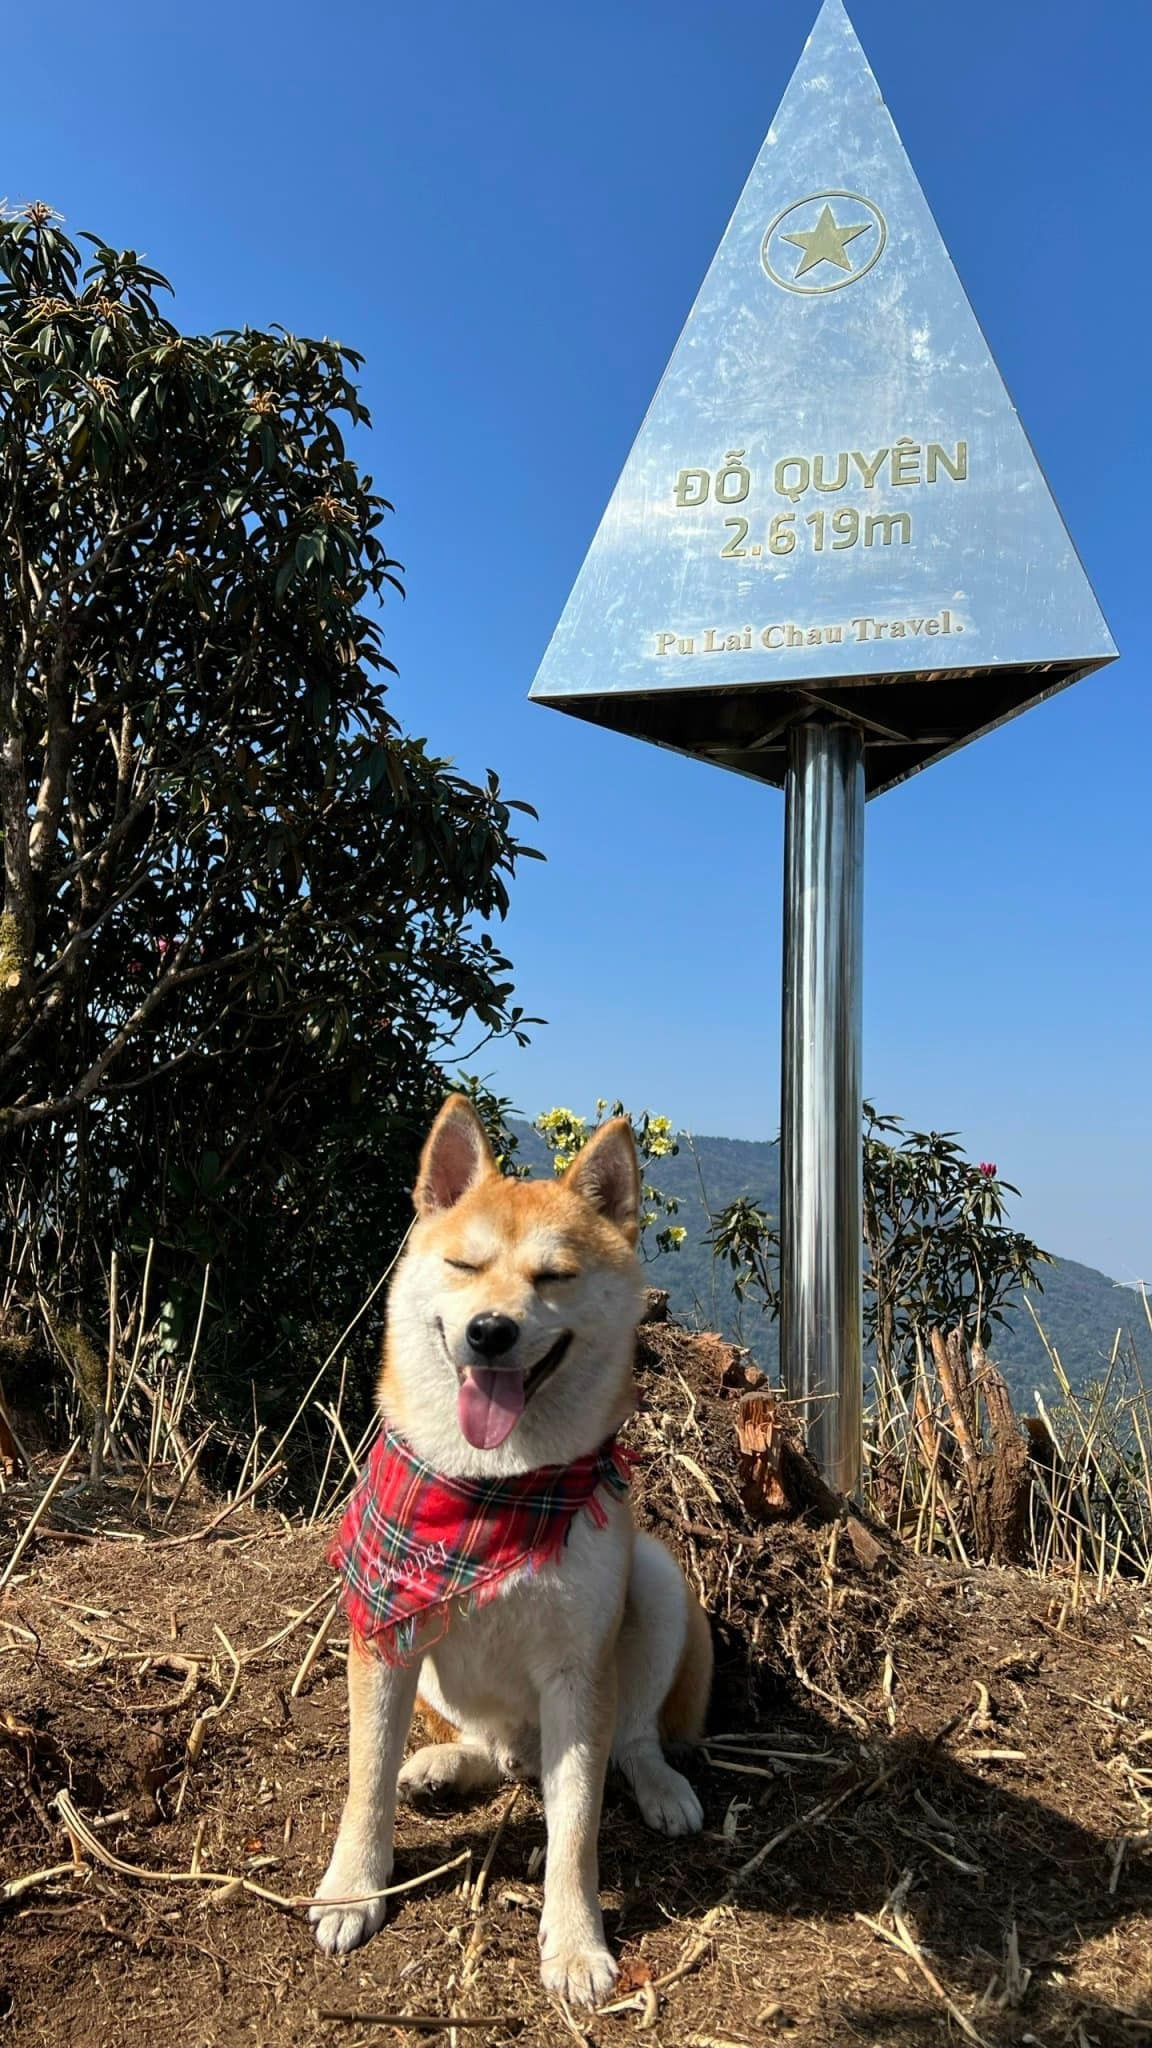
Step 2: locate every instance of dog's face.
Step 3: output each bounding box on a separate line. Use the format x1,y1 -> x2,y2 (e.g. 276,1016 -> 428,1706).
381,1097 -> 646,1474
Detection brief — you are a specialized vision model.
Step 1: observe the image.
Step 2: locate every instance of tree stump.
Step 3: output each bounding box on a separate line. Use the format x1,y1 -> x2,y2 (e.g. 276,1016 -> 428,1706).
930,1325 -> 1033,1564
735,1391 -> 792,1519
734,1390 -> 891,1567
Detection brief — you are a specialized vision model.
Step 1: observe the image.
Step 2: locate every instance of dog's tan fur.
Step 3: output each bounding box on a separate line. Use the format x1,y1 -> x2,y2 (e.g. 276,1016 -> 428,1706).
311,1097 -> 711,2007
660,1581 -> 713,1743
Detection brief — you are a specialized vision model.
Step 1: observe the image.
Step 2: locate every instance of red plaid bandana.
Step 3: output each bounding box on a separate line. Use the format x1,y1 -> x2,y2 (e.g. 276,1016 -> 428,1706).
329,1425 -> 635,1665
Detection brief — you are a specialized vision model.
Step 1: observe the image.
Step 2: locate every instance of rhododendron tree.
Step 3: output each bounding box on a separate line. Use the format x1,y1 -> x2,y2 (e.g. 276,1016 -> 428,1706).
0,205 -> 538,1427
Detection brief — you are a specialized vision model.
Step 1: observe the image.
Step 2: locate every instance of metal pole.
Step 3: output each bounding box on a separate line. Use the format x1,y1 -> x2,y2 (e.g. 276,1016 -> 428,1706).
780,718 -> 865,1497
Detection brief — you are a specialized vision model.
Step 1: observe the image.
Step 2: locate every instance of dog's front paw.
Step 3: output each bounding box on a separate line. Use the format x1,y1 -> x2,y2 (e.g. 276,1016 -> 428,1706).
309,1848 -> 392,1956
539,1934 -> 618,2010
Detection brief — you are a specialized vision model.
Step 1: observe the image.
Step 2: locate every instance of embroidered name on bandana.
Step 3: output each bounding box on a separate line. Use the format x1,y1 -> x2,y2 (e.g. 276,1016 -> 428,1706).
329,1425 -> 634,1665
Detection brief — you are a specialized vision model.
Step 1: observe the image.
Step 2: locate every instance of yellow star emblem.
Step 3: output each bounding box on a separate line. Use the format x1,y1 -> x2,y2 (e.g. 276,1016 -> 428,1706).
781,203 -> 872,280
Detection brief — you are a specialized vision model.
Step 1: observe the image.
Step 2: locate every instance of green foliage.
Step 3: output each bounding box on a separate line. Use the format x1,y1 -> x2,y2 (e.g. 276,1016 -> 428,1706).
861,1107 -> 1050,1382
535,1103 -> 684,1256
707,1107 -> 1051,1383
708,1194 -> 779,1312
456,1073 -> 532,1180
459,1089 -> 684,1256
0,203 -> 539,1429
503,1122 -> 1135,1403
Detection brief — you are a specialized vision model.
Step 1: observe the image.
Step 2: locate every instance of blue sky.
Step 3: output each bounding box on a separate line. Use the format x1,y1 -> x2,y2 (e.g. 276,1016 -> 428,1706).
9,0 -> 1149,1282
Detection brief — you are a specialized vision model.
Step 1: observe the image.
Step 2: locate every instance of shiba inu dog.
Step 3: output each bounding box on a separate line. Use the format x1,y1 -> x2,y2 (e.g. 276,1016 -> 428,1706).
311,1095 -> 712,2007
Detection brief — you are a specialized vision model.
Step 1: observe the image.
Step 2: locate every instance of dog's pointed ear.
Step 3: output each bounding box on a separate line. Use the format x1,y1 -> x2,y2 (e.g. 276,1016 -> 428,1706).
563,1118 -> 641,1244
414,1095 -> 495,1216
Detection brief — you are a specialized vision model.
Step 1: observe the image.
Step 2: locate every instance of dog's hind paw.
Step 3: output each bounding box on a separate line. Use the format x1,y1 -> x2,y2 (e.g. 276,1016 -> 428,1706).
398,1740 -> 499,1803
630,1759 -> 704,1837
540,1939 -> 618,2010
309,1855 -> 390,1955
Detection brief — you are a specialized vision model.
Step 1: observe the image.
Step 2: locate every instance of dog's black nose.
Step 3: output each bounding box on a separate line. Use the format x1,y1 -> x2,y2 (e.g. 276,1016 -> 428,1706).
466,1312 -> 520,1358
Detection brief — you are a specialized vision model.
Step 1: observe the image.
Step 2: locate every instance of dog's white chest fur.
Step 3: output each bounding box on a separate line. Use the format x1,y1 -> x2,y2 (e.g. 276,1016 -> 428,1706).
415,1498 -> 633,1739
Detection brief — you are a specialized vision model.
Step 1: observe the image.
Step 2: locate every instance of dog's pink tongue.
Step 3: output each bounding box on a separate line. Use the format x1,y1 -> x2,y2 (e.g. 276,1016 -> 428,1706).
458,1368 -> 525,1450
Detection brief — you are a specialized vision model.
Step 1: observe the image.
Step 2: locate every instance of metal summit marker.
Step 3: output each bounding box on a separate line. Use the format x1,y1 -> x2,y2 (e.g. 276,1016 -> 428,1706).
529,0 -> 1117,1494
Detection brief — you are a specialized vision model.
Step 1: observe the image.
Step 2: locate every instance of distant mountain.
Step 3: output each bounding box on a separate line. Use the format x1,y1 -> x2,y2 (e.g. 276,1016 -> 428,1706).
511,1124 -> 1143,1406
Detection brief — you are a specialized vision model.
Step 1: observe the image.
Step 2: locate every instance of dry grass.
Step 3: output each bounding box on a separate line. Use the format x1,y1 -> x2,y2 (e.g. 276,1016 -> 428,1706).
4,1294 -> 1152,2044
861,1293 -> 1152,1581
5,1237 -> 1150,1589
0,1237 -> 409,1539
3,1405 -> 1152,2046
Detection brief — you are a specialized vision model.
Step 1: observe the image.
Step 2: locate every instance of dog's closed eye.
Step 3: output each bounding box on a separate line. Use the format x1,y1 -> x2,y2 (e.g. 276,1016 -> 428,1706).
535,1270 -> 577,1286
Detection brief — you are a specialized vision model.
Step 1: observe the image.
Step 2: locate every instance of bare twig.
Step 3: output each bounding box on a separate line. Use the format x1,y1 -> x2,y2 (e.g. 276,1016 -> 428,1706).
185,1627 -> 243,1764
150,1461 -> 285,1548
246,1234 -> 412,1504
723,1709 -> 965,1897
106,1237 -> 155,1440
119,1655 -> 202,1718
597,1910 -> 721,2016
53,1792 -> 470,1912
318,2016 -> 520,2033
856,1903 -> 992,2046
0,1442 -> 81,1591
469,1783 -> 524,1911
241,1581 -> 342,1661
289,1592 -> 340,1698
0,1859 -> 86,1904
90,1248 -> 118,1483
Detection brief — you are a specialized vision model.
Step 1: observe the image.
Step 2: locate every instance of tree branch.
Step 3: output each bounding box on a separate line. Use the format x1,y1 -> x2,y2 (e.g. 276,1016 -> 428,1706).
1,933 -> 270,1130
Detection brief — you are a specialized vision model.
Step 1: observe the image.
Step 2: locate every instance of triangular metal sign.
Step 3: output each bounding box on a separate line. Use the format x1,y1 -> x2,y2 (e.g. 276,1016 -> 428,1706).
529,0 -> 1117,796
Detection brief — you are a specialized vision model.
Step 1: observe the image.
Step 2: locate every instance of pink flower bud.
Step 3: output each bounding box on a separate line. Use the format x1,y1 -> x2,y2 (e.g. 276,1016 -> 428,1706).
978,1161 -> 997,1177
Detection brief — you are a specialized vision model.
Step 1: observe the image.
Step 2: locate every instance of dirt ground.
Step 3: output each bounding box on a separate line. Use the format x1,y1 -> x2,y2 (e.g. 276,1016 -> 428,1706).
3,1330 -> 1152,2048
